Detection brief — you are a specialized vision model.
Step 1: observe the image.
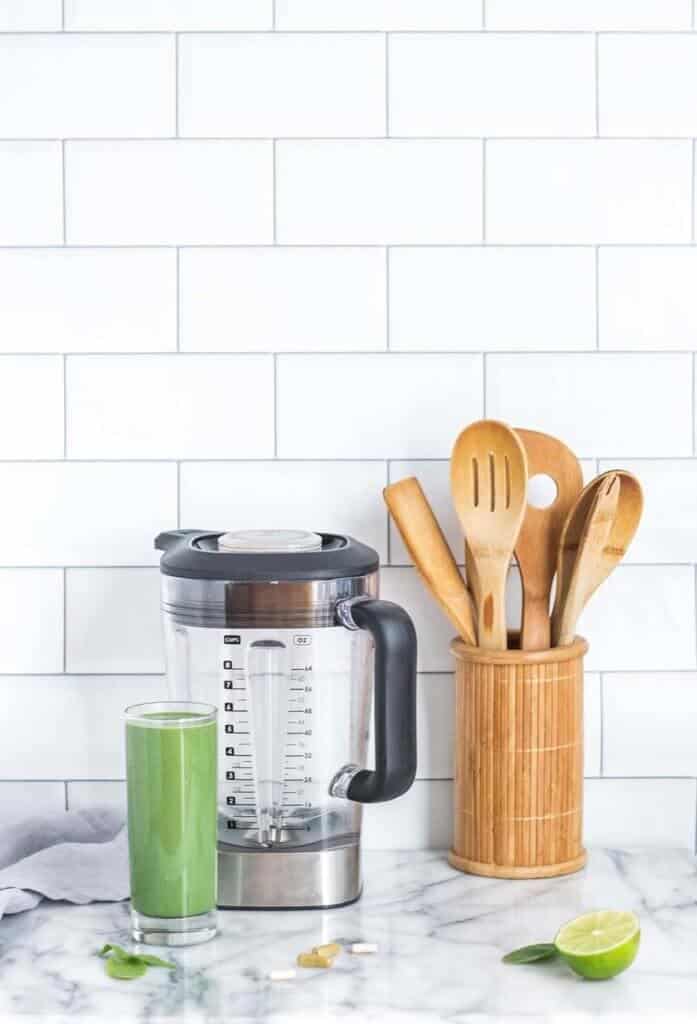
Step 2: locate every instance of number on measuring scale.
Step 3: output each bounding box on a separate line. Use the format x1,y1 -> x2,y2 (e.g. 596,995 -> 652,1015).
224,702 -> 233,712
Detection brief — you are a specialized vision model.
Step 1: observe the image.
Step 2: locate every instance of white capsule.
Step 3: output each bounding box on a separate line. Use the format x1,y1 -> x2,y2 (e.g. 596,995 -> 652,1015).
349,943 -> 378,954
268,969 -> 296,981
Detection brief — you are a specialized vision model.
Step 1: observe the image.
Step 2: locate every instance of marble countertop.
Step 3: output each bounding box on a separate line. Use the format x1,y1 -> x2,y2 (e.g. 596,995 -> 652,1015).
1,848 -> 697,1024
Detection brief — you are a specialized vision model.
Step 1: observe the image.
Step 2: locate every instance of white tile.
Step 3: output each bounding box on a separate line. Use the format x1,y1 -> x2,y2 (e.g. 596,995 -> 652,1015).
381,567 -> 457,673
276,0 -> 481,29
0,0 -> 61,29
599,247 -> 697,352
180,461 -> 388,561
598,460 -> 697,564
486,0 -> 691,30
581,566 -> 695,672
67,780 -> 126,812
0,783 -> 65,821
486,353 -> 693,457
65,0 -> 271,29
363,780 -> 452,849
278,354 -> 482,458
0,142 -> 62,245
179,33 -> 385,138
66,569 -> 164,674
0,249 -> 176,355
0,356 -> 63,458
66,141 -> 273,245
416,673 -> 454,780
487,141 -> 692,244
600,35 -> 697,137
277,141 -> 482,244
584,779 -> 696,848
180,248 -> 385,353
67,354 -> 274,459
390,34 -> 594,138
0,35 -> 174,138
0,463 -> 176,566
585,674 -> 601,778
0,570 -> 63,673
389,247 -> 595,352
0,675 -> 166,779
604,673 -> 697,778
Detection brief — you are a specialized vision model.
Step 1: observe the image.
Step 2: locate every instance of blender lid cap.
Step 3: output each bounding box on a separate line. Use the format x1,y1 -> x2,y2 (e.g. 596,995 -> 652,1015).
154,530 -> 380,581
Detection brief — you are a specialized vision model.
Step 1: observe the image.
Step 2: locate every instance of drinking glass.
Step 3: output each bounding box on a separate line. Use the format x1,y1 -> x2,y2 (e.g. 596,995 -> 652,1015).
125,701 -> 217,945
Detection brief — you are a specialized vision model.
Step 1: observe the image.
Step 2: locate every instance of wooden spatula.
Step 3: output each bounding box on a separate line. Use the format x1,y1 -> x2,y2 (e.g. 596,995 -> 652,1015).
451,420 -> 528,650
552,469 -> 643,646
384,476 -> 476,646
514,428 -> 583,651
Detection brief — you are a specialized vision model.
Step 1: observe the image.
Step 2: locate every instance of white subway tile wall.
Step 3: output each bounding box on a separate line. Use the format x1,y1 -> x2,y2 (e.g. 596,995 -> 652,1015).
1,5 -> 696,851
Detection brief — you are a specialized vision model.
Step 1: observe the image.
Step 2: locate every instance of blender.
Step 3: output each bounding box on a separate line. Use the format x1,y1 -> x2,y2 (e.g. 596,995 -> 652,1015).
155,528 -> 417,909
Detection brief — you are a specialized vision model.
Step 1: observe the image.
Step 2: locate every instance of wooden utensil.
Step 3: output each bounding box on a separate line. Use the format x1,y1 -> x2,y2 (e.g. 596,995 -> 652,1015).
514,429 -> 583,651
450,420 -> 528,650
552,470 -> 642,646
384,476 -> 477,646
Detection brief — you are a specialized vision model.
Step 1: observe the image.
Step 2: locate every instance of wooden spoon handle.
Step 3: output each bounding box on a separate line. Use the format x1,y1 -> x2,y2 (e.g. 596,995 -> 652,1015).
476,570 -> 508,651
384,477 -> 476,646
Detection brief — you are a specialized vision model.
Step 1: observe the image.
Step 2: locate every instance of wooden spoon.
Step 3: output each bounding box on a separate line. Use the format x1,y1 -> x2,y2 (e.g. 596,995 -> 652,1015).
552,470 -> 643,646
514,428 -> 583,651
384,476 -> 476,646
451,420 -> 528,650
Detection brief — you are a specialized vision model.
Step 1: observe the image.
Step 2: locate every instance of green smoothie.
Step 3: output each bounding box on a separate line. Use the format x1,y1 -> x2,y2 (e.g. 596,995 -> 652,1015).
126,709 -> 217,919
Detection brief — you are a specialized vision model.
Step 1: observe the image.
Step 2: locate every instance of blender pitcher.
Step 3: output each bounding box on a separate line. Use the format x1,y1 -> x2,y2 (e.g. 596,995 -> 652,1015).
155,528 -> 417,909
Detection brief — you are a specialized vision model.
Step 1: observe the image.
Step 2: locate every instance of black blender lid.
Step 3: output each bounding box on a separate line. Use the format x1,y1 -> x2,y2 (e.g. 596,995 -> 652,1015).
155,529 -> 379,581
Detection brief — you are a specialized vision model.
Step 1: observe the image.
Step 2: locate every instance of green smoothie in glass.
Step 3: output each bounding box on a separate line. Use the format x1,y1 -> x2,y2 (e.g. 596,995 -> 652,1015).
125,701 -> 218,945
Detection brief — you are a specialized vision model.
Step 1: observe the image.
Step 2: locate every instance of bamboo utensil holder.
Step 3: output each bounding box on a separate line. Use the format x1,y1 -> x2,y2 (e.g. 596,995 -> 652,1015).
449,634 -> 588,879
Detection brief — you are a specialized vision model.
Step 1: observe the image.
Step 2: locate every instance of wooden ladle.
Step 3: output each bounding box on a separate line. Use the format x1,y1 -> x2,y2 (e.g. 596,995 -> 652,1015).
384,476 -> 476,646
514,428 -> 583,651
552,470 -> 643,646
451,420 -> 528,650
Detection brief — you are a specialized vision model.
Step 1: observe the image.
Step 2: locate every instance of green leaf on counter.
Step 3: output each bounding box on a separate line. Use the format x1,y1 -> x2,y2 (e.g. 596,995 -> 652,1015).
138,954 -> 177,969
105,956 -> 148,981
502,943 -> 558,964
98,943 -> 176,980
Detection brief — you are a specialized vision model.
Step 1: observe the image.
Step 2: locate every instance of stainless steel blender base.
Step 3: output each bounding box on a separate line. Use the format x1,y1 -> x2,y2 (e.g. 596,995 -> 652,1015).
217,842 -> 361,909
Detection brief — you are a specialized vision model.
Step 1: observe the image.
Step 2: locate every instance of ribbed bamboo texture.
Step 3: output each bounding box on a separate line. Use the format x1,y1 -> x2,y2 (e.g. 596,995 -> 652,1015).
448,635 -> 588,879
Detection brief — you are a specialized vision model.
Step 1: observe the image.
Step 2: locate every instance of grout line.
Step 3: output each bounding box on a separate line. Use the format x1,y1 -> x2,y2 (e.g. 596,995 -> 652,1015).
385,247 -> 390,350
61,0 -> 65,30
64,781 -> 69,811
2,562 -> 696,573
5,135 -> 697,142
0,455 -> 697,466
694,564 -> 697,670
176,248 -> 181,351
594,34 -> 600,136
273,354 -> 279,457
599,672 -> 604,776
0,348 -> 694,357
384,33 -> 390,136
272,0 -> 276,29
0,673 -> 165,678
595,247 -> 600,349
385,460 -> 392,564
61,141 -> 67,244
272,139 -> 277,244
693,0 -> 696,30
481,139 -> 487,242
3,242 -> 697,251
481,0 -> 486,29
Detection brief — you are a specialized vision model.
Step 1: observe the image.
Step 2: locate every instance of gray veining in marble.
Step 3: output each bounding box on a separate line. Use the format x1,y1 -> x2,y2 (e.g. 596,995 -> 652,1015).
1,848 -> 697,1023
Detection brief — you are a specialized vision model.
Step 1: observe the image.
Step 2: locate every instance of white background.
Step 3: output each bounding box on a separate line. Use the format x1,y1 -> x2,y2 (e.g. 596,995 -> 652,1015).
1,0 -> 696,850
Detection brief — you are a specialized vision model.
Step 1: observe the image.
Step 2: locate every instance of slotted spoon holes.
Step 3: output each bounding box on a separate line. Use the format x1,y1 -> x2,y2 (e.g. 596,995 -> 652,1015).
471,451 -> 512,512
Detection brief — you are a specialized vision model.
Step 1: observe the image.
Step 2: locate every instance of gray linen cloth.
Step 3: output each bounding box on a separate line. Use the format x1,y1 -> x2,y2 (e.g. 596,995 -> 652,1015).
0,807 -> 129,919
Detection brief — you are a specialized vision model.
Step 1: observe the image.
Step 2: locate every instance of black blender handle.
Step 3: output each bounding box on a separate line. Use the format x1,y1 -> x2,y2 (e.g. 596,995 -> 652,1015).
345,599 -> 417,804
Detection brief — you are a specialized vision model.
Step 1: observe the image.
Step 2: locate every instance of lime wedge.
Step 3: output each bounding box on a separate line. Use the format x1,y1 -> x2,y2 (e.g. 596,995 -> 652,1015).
554,911 -> 640,980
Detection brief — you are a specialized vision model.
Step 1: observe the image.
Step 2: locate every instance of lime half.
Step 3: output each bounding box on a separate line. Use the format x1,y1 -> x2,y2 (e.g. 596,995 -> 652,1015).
554,911 -> 640,980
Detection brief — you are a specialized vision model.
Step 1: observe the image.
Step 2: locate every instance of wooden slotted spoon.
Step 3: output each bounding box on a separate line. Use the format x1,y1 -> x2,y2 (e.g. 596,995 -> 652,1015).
552,470 -> 643,646
384,477 -> 476,646
514,428 -> 583,651
451,420 -> 528,650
